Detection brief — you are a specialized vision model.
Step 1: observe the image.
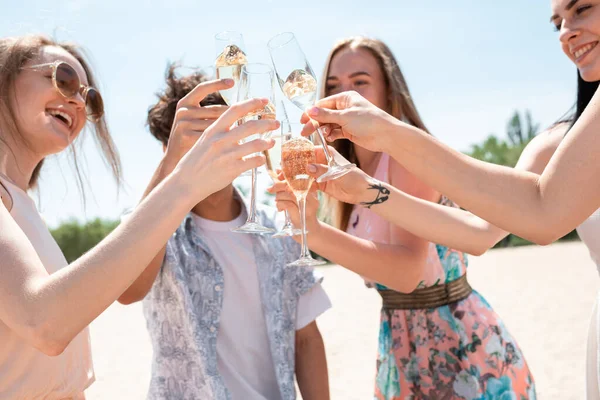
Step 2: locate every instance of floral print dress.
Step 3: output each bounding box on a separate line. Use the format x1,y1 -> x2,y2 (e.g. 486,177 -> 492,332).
346,153 -> 536,400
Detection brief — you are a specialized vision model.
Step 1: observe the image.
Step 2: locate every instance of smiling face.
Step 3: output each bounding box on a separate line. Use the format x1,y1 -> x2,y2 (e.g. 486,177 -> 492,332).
551,0 -> 600,81
10,45 -> 88,157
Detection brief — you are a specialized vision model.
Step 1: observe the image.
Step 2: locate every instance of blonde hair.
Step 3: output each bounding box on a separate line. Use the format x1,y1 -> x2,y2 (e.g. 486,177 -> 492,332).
320,36 -> 429,231
0,34 -> 121,191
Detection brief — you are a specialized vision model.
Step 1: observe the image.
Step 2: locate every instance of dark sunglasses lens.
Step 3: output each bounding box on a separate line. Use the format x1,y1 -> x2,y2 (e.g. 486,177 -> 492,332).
85,88 -> 104,121
55,63 -> 80,97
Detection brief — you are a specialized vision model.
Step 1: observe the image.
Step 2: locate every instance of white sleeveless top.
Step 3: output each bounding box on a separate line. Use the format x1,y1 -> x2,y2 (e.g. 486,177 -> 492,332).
577,208 -> 600,275
0,176 -> 94,400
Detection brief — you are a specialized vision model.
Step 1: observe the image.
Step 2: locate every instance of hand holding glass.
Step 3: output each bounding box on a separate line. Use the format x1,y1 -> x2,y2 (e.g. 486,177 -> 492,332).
268,32 -> 355,183
231,63 -> 277,234
265,122 -> 302,238
281,123 -> 326,267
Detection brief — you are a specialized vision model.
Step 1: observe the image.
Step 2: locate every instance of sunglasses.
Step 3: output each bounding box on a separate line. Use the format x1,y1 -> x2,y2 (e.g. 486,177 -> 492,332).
22,61 -> 104,122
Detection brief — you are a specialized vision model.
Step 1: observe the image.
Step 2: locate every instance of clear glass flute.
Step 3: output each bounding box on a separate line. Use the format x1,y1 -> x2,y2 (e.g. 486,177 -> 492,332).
214,31 -> 247,106
266,118 -> 302,238
268,32 -> 355,183
231,63 -> 277,234
281,123 -> 326,267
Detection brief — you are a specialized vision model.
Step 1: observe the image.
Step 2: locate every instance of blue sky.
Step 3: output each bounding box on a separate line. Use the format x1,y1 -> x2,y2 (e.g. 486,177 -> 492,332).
3,0 -> 575,227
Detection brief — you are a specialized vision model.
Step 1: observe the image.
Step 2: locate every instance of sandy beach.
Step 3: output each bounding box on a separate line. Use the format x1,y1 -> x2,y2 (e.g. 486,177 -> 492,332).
86,241 -> 598,399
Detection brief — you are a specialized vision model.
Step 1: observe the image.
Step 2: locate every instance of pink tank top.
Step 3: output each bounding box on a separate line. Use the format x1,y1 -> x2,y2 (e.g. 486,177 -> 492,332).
0,175 -> 94,400
346,153 -> 467,290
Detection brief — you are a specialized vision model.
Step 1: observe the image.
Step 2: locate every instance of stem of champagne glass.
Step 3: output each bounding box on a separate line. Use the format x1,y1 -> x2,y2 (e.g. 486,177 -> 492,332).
248,167 -> 258,223
297,192 -> 311,259
312,122 -> 336,166
283,210 -> 293,229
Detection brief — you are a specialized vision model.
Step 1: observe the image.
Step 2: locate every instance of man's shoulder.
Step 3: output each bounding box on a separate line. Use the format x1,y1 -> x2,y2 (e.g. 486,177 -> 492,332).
168,214 -> 193,243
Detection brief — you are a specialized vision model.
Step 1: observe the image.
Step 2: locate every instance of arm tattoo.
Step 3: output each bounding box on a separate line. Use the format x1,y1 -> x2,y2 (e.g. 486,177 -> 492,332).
360,181 -> 390,209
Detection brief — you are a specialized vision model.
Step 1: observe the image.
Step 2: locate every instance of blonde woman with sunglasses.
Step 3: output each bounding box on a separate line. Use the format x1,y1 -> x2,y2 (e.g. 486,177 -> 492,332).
0,35 -> 277,399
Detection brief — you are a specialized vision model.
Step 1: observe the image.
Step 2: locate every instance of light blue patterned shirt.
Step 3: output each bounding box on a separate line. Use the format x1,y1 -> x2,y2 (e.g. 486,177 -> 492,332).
142,193 -> 322,400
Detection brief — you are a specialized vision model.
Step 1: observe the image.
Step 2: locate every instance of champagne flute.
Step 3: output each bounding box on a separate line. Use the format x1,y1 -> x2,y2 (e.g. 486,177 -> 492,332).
214,31 -> 258,178
231,63 -> 277,234
267,32 -> 355,183
214,31 -> 247,106
266,117 -> 302,238
281,123 -> 326,267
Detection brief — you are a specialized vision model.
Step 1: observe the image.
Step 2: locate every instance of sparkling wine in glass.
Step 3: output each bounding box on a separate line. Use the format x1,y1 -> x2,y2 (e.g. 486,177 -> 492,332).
231,63 -> 277,234
265,118 -> 302,238
281,123 -> 326,267
267,32 -> 355,183
214,31 -> 247,106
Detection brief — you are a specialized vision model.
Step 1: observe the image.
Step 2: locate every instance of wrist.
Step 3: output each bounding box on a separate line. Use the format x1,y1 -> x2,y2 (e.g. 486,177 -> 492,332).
378,114 -> 399,150
165,165 -> 210,209
379,113 -> 420,152
160,154 -> 180,178
358,180 -> 391,209
307,219 -> 324,236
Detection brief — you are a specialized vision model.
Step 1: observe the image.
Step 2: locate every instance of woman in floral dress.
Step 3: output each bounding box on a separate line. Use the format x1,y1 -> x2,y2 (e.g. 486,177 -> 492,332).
273,36 -> 536,399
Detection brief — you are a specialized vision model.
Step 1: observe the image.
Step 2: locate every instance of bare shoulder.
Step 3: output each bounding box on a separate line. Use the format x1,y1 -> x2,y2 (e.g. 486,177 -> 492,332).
542,122 -> 569,147
529,122 -> 569,154
516,122 -> 571,173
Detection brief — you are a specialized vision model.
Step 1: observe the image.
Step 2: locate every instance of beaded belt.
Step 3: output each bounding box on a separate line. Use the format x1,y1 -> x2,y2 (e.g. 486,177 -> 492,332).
378,274 -> 473,310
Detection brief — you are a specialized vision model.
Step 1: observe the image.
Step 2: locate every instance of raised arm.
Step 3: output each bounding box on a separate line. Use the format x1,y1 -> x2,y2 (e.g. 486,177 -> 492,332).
271,168 -> 440,293
353,124 -> 567,254
291,123 -> 567,256
303,91 -> 598,244
0,98 -> 277,356
118,80 -> 229,304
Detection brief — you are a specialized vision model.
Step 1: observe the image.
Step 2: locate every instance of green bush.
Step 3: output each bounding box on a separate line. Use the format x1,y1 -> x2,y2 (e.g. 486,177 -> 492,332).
50,218 -> 119,262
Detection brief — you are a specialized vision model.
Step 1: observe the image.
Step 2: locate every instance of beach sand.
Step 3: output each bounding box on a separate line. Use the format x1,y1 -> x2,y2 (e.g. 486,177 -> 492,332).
86,241 -> 598,399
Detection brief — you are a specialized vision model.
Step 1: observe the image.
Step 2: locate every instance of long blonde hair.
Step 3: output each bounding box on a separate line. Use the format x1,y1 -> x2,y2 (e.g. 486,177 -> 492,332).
0,35 -> 121,192
320,36 -> 429,231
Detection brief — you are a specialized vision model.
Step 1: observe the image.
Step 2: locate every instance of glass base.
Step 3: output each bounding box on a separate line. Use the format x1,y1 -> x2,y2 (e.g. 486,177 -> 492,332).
316,163 -> 356,183
287,256 -> 327,267
272,226 -> 303,238
231,222 -> 276,234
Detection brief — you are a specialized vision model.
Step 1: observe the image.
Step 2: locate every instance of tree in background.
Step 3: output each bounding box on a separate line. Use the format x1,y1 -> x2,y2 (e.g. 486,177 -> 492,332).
469,110 -> 539,168
51,218 -> 119,263
466,110 -> 577,247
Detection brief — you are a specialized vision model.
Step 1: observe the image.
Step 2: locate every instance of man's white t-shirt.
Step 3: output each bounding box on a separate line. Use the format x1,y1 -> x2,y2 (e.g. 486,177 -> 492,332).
192,210 -> 331,400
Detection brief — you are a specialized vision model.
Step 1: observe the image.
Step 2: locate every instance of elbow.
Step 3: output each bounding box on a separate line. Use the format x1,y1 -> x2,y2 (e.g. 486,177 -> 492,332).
117,290 -> 145,305
520,203 -> 568,245
24,318 -> 71,357
37,340 -> 69,357
117,282 -> 153,305
387,256 -> 429,294
522,224 -> 565,246
531,234 -> 558,247
466,247 -> 486,257
390,273 -> 423,294
398,280 -> 421,294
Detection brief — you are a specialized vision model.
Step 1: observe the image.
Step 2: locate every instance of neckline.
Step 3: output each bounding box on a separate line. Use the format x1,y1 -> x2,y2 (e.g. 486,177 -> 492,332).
191,205 -> 247,232
0,171 -> 27,195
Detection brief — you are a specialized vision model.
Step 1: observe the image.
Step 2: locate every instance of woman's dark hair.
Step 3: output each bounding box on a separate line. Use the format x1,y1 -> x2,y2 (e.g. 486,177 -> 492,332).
551,71 -> 598,133
147,63 -> 226,146
573,71 -> 600,126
